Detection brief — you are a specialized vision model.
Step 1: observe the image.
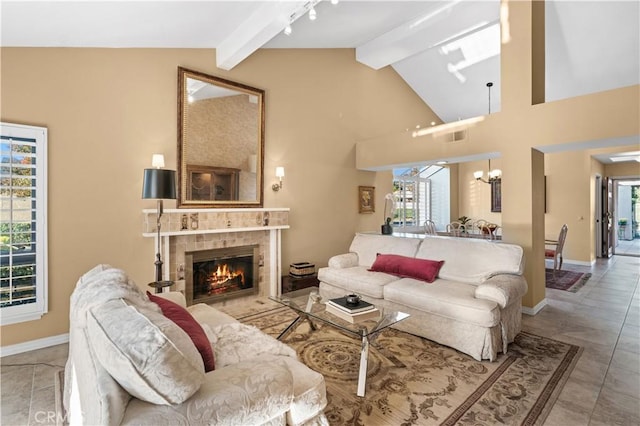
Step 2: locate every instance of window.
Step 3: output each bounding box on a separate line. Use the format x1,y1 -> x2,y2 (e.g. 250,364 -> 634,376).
1,122 -> 48,326
393,166 -> 450,232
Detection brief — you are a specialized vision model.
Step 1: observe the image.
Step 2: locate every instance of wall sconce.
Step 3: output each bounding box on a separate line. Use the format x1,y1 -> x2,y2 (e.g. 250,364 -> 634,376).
474,160 -> 502,184
272,166 -> 285,191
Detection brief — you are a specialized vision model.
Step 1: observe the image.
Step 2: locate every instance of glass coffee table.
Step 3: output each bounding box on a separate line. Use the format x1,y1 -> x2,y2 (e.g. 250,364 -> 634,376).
270,287 -> 409,397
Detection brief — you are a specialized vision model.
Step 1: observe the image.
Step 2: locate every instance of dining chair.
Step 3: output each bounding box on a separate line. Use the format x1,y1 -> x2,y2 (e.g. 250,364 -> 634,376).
492,225 -> 502,240
545,224 -> 568,278
446,221 -> 464,237
424,220 -> 437,235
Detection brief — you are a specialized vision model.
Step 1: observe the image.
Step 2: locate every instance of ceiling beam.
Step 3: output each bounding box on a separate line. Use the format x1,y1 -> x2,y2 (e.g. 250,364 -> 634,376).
216,1 -> 306,70
356,0 -> 498,70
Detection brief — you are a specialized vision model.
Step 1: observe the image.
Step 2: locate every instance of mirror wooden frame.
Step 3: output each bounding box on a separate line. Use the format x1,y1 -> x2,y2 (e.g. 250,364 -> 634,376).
177,67 -> 265,208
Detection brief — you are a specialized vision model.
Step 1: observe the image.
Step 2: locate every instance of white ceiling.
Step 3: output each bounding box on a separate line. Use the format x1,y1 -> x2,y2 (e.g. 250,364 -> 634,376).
2,0 -> 639,160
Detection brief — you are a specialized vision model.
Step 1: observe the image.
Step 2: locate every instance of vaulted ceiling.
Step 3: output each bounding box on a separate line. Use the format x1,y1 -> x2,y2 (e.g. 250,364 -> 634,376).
2,1 -> 638,129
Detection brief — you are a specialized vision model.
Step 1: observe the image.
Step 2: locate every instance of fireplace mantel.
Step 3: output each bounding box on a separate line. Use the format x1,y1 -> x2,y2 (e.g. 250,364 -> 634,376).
142,208 -> 289,298
142,225 -> 288,238
142,208 -> 290,235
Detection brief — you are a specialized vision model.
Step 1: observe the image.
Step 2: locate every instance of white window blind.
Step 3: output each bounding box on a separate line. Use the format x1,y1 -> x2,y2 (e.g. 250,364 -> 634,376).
1,122 -> 48,326
393,165 -> 448,233
393,177 -> 430,230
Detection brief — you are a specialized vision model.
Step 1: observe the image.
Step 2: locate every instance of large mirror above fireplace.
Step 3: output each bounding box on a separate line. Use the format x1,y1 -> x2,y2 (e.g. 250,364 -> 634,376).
177,67 -> 265,208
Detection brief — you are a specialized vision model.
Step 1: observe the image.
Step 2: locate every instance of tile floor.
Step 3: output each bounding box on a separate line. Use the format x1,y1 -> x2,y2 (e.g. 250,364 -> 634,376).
529,255 -> 640,425
1,255 -> 639,425
615,237 -> 640,257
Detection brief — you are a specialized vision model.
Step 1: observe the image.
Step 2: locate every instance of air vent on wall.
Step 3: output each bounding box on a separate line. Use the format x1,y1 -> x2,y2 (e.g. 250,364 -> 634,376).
436,129 -> 467,143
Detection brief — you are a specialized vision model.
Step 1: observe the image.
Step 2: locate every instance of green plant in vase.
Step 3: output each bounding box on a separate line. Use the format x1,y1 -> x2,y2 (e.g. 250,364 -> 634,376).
457,216 -> 471,233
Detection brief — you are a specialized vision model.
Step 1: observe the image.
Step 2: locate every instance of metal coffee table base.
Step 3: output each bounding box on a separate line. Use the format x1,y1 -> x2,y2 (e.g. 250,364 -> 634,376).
357,334 -> 370,397
271,288 -> 408,398
277,312 -> 316,340
277,312 -> 374,397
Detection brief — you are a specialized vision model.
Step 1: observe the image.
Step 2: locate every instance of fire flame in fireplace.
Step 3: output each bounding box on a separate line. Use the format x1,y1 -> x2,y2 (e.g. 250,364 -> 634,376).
207,263 -> 245,291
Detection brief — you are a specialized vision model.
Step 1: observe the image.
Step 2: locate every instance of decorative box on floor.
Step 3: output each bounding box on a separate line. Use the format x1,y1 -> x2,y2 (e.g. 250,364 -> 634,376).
289,262 -> 315,277
282,274 -> 319,293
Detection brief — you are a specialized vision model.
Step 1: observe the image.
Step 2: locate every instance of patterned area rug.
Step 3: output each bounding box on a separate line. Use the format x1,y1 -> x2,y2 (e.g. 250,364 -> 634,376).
225,300 -> 582,426
545,268 -> 592,292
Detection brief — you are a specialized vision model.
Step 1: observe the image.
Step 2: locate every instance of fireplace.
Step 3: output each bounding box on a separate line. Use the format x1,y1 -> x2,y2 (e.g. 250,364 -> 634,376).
185,245 -> 260,305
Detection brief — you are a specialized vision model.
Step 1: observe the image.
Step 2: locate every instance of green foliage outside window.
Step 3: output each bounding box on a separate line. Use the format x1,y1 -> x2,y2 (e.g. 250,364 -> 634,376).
1,142 -> 37,307
1,143 -> 35,199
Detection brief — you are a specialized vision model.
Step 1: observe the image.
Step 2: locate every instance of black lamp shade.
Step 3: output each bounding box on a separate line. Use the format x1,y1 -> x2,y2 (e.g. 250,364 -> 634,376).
142,169 -> 176,200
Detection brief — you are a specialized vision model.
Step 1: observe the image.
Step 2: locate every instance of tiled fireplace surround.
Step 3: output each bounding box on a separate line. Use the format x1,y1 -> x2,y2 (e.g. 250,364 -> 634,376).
142,208 -> 289,301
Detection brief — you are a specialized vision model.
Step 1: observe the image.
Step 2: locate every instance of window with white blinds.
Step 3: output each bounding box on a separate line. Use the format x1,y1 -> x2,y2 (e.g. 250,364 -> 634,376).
1,122 -> 48,326
393,178 -> 431,229
392,165 -> 450,233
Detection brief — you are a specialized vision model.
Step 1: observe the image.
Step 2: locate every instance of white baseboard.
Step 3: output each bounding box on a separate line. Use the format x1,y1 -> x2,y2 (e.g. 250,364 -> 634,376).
564,259 -> 595,267
1,333 -> 69,357
545,258 -> 594,267
522,299 -> 547,316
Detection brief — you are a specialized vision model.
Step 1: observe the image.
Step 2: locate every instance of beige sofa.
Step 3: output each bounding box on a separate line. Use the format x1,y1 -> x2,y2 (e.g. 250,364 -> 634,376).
64,264 -> 328,425
318,233 -> 528,361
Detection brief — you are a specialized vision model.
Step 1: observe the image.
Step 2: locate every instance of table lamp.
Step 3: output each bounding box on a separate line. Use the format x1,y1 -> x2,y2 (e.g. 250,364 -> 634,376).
142,154 -> 176,292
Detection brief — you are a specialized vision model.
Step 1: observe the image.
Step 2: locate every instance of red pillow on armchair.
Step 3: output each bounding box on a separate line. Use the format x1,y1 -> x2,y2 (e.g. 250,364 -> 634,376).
369,254 -> 444,283
147,291 -> 215,372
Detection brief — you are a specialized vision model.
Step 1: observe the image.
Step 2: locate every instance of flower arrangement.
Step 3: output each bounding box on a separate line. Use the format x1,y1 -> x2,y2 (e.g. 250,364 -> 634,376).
479,224 -> 498,234
383,193 -> 395,225
381,193 -> 395,235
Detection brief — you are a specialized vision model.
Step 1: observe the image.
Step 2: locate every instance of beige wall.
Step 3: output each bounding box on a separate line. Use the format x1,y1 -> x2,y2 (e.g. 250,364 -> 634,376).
605,161 -> 640,178
0,47 -> 438,346
544,151 -> 593,262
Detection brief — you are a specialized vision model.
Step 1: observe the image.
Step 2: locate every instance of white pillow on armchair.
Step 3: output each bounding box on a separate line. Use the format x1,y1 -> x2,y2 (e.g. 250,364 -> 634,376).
87,298 -> 205,405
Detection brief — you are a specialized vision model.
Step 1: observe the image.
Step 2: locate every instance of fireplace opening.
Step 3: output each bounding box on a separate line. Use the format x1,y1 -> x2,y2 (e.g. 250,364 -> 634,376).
185,245 -> 259,305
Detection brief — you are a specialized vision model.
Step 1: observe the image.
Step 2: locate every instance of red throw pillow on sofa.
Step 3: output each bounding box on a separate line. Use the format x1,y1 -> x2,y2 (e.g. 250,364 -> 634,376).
147,292 -> 215,372
369,254 -> 444,283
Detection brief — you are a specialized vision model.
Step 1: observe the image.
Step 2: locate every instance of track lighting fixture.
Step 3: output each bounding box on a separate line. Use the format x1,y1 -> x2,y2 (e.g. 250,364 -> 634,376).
282,0 -> 329,36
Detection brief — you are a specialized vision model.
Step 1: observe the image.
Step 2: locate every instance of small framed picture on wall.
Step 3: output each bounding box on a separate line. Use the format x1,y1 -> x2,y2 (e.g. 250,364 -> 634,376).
358,186 -> 375,214
491,179 -> 502,212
